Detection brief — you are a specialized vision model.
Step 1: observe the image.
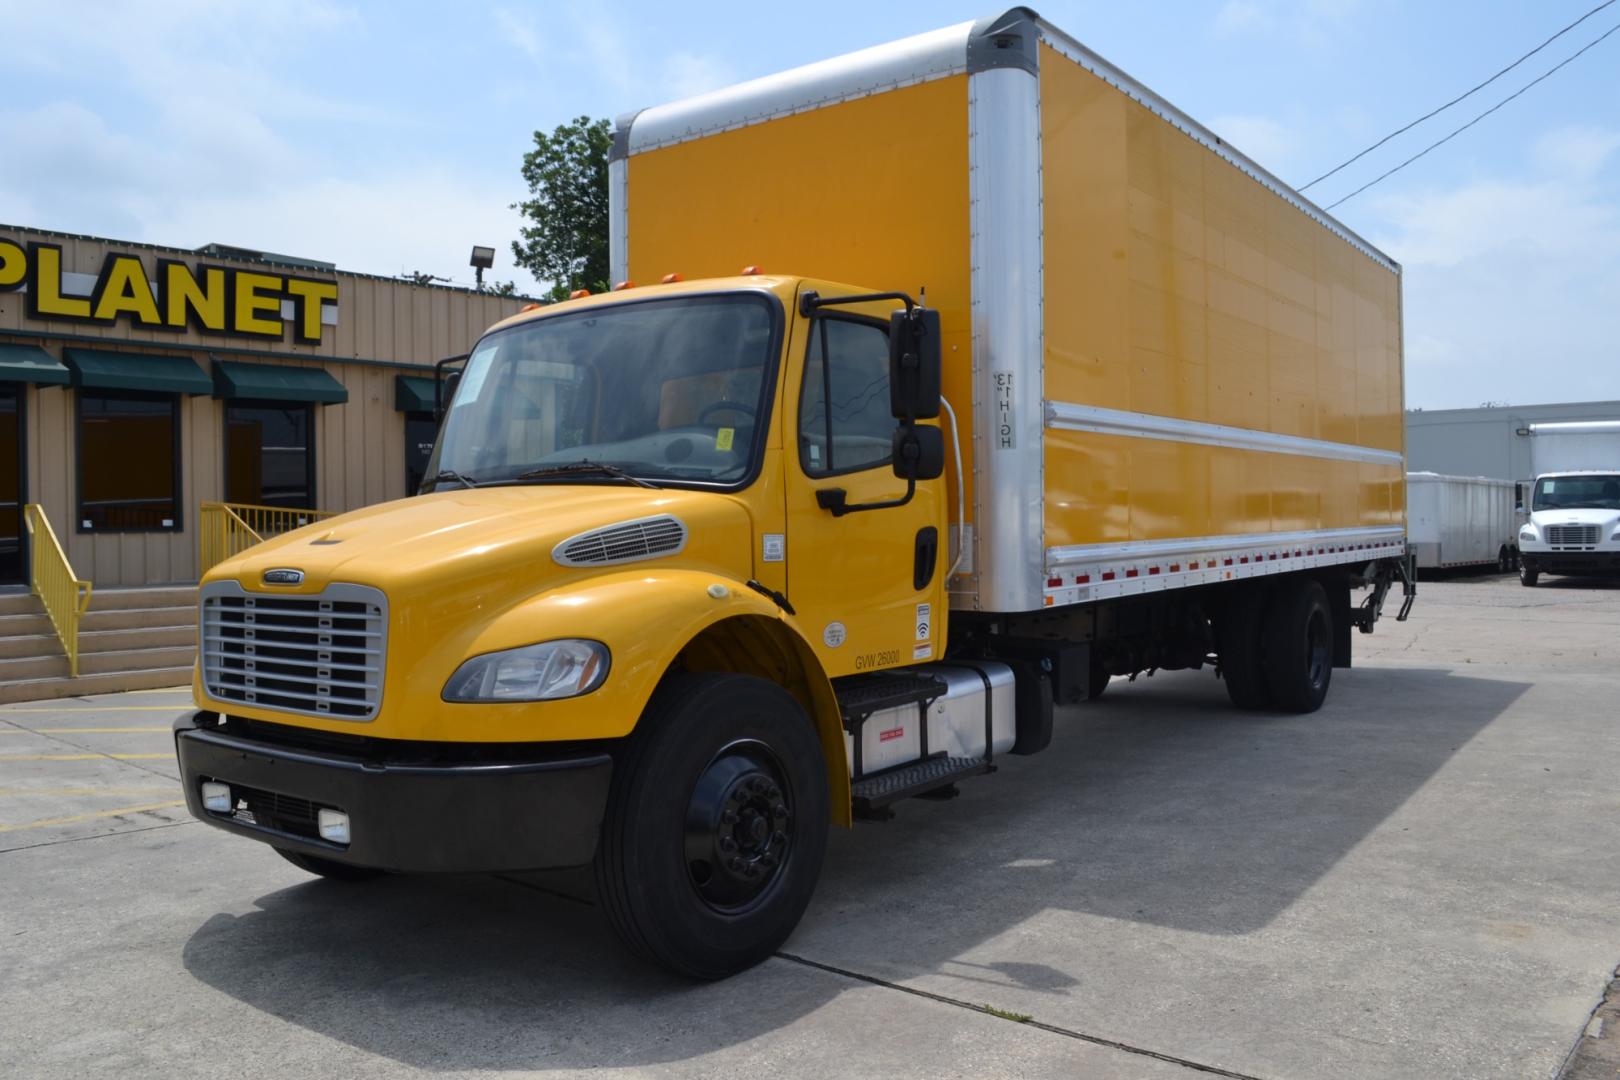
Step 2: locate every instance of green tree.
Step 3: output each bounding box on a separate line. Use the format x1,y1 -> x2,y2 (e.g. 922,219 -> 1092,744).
512,116 -> 611,302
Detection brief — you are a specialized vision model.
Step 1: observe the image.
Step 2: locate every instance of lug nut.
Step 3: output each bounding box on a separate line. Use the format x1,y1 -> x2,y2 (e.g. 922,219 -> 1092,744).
728,857 -> 743,871
722,810 -> 738,824
720,836 -> 737,852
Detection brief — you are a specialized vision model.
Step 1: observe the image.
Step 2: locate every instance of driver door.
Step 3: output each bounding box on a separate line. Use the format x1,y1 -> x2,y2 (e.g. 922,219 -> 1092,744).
783,285 -> 946,678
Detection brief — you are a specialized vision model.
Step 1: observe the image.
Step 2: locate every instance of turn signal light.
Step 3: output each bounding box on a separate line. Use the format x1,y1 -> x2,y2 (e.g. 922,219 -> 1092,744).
569,289 -> 591,299
611,280 -> 635,291
741,265 -> 763,275
661,272 -> 683,284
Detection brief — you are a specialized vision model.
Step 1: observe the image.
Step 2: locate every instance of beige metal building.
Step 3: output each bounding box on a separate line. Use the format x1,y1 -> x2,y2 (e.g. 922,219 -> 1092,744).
0,224 -> 529,588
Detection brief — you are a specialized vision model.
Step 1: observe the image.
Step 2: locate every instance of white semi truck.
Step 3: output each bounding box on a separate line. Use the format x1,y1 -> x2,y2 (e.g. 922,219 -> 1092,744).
1517,421 -> 1620,586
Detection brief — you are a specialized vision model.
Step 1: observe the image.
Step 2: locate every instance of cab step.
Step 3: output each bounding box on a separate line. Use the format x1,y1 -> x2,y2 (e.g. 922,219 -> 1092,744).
834,671 -> 946,728
851,754 -> 995,818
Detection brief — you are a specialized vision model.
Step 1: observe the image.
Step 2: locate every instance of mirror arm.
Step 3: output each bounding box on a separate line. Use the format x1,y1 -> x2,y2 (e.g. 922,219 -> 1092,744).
816,477 -> 917,518
433,352 -> 470,420
799,289 -> 916,317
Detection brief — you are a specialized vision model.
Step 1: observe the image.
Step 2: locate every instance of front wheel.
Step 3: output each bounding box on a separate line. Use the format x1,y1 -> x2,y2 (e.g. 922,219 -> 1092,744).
1519,563 -> 1539,587
595,673 -> 829,980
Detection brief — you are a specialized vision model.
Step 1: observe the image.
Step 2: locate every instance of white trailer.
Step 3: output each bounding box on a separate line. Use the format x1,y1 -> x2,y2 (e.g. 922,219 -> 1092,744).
1407,473 -> 1517,572
1527,420 -> 1620,478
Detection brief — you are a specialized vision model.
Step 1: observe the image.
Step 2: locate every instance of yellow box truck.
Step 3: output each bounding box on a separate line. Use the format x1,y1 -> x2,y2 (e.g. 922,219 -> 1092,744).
176,8 -> 1414,978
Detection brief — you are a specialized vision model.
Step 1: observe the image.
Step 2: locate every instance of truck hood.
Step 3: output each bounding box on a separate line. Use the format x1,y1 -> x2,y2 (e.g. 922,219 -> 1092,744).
211,486 -> 756,601
1528,506 -> 1620,529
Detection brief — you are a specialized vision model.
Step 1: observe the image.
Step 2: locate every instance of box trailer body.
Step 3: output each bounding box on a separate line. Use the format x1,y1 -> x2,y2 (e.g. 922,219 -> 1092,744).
1406,472 -> 1515,571
1527,420 -> 1620,478
177,8 -> 1415,980
612,8 -> 1407,620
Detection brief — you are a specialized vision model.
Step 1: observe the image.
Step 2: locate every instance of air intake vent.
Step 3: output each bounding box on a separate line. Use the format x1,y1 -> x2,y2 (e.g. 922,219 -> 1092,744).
554,515 -> 688,567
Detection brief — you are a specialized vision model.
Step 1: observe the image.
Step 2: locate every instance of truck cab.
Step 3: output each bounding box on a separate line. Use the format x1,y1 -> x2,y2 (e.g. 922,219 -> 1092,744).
1517,471 -> 1620,585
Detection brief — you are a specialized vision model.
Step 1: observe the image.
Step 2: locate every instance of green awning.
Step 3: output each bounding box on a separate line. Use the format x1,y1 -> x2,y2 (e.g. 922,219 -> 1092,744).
0,343 -> 71,386
212,359 -> 348,405
63,348 -> 212,395
394,374 -> 438,413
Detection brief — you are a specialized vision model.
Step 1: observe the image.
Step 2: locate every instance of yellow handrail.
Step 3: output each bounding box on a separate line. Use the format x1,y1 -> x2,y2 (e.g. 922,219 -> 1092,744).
23,505 -> 93,678
198,501 -> 340,577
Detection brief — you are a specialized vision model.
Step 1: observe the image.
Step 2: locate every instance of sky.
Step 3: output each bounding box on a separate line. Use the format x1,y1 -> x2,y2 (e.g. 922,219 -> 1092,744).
1,0 -> 1615,410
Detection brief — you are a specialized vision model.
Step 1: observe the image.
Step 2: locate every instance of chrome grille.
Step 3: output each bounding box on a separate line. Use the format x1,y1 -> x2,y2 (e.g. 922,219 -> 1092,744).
1546,525 -> 1600,548
200,582 -> 386,721
553,515 -> 687,566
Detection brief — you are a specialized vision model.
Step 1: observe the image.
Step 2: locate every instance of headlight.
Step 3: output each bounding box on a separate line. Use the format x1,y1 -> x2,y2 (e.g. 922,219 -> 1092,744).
1519,525 -> 1538,541
442,639 -> 609,702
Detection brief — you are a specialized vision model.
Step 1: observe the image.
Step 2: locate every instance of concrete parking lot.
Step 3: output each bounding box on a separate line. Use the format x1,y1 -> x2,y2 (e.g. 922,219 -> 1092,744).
4,575 -> 1618,1079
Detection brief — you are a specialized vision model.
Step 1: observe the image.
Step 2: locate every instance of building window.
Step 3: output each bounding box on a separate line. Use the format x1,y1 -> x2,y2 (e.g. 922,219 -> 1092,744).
226,403 -> 315,509
798,316 -> 896,477
1,385 -> 21,583
404,412 -> 439,495
77,391 -> 180,531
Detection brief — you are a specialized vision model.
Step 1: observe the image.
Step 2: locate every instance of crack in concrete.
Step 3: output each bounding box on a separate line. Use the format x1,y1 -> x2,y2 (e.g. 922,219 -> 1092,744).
775,950 -> 1272,1080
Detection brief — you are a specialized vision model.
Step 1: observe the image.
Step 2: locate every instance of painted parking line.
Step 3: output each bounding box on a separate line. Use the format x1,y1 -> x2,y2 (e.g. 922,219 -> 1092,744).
0,754 -> 173,762
0,800 -> 186,834
0,706 -> 189,713
24,727 -> 175,734
0,787 -> 179,798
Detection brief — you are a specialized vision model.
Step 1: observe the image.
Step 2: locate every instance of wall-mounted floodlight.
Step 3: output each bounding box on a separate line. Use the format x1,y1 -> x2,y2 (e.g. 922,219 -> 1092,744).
470,246 -> 496,291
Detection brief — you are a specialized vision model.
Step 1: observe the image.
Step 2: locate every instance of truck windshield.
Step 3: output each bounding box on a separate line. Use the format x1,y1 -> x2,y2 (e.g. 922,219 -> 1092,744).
425,294 -> 777,489
1532,475 -> 1620,511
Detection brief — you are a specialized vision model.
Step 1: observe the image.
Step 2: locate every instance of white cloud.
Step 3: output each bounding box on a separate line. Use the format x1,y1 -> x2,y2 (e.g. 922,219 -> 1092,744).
1365,126 -> 1620,408
661,51 -> 735,101
1210,114 -> 1298,172
1214,1 -> 1267,35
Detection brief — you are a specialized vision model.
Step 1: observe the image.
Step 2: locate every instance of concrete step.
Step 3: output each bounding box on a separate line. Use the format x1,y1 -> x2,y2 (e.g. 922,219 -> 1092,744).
0,652 -> 68,682
88,586 -> 197,613
0,666 -> 193,705
0,591 -> 42,617
0,632 -> 65,661
0,611 -> 54,639
80,624 -> 196,654
78,644 -> 196,677
81,606 -> 198,633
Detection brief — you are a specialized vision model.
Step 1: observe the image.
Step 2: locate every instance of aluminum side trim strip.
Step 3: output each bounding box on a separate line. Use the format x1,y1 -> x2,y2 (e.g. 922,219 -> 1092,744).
1047,526 -> 1406,567
1045,401 -> 1404,466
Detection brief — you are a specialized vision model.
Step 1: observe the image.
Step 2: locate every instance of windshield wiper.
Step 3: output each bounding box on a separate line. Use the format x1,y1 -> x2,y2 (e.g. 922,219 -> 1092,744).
514,461 -> 659,489
423,470 -> 481,489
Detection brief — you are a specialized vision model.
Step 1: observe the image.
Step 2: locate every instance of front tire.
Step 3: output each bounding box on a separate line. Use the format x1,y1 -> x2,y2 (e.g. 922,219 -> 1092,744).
1519,563 -> 1539,587
595,673 -> 829,980
1262,579 -> 1333,714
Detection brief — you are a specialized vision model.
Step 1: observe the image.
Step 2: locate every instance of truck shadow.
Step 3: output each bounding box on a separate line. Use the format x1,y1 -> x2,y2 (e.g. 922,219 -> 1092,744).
180,664 -> 1525,1070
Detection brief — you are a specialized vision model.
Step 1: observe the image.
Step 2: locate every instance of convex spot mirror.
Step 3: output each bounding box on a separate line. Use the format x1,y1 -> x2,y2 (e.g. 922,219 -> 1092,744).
889,308 -> 942,420
892,425 -> 945,481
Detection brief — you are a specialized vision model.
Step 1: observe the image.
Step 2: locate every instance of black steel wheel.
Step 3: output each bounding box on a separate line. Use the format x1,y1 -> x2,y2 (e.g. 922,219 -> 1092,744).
1218,585 -> 1272,710
595,672 -> 828,980
275,848 -> 384,882
1262,579 -> 1333,714
1519,563 -> 1539,587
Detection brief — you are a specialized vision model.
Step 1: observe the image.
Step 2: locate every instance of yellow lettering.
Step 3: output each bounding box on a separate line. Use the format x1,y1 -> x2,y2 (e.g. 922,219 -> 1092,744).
29,244 -> 91,318
163,262 -> 227,331
233,272 -> 284,336
0,240 -> 24,289
283,278 -> 338,343
92,255 -> 161,325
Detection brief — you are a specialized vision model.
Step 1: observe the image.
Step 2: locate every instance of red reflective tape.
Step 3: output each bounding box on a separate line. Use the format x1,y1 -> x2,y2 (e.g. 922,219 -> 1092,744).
1101,571 -> 1116,581
1239,557 -> 1249,564
1224,558 -> 1234,566
1077,574 -> 1091,584
1048,577 -> 1063,588
1125,569 -> 1139,578
1148,566 -> 1160,575
1169,563 -> 1180,572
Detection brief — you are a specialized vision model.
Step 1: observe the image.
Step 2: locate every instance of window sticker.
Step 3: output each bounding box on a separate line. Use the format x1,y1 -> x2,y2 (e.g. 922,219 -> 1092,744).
762,533 -> 785,562
715,427 -> 735,451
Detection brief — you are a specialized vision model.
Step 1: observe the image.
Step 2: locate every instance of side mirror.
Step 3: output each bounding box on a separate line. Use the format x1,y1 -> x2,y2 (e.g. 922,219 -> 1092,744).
893,424 -> 945,481
435,370 -> 462,421
889,308 -> 942,420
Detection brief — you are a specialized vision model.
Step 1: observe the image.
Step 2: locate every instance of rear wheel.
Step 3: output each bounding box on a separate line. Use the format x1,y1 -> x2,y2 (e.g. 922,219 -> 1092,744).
276,848 -> 384,882
595,673 -> 828,980
1262,580 -> 1333,714
1217,585 -> 1272,710
1519,563 -> 1539,587
1498,546 -> 1511,573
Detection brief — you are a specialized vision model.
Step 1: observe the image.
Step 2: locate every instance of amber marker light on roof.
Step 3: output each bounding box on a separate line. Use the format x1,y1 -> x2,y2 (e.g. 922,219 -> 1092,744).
661,273 -> 683,283
611,280 -> 635,291
741,265 -> 763,275
520,302 -> 541,312
569,289 -> 591,299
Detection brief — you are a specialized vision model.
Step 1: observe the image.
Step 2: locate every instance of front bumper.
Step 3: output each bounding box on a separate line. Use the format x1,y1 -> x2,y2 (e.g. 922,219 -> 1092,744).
1521,549 -> 1620,576
174,713 -> 612,872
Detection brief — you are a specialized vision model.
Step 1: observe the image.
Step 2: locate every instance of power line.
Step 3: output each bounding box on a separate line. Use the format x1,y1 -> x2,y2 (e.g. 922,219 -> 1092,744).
1298,0 -> 1618,192
1324,20 -> 1620,211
